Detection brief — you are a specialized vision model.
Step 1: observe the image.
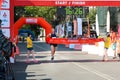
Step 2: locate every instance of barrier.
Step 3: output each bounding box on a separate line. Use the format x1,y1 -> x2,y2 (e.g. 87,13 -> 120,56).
69,44 -> 75,49
81,41 -> 114,57
65,44 -> 69,47
74,44 -> 82,50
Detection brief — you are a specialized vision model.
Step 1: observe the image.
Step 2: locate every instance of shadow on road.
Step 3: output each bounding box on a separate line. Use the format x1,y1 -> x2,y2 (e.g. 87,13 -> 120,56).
11,58 -> 118,80
15,59 -> 119,65
12,62 -> 52,80
11,62 -> 27,80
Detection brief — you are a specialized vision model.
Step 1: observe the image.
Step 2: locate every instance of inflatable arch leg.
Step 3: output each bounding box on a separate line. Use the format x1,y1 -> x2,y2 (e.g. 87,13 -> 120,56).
11,17 -> 52,63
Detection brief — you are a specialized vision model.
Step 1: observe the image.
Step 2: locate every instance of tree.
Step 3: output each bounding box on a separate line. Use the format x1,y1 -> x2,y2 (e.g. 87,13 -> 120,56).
24,6 -> 57,23
14,6 -> 57,38
14,7 -> 25,22
86,7 -> 97,24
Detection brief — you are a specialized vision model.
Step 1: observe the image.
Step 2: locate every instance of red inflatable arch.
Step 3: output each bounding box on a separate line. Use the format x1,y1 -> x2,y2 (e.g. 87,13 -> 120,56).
12,17 -> 104,44
0,0 -> 2,9
12,17 -> 52,42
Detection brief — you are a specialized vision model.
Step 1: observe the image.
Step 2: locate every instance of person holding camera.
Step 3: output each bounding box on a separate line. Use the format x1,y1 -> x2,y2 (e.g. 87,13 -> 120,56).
0,19 -> 13,80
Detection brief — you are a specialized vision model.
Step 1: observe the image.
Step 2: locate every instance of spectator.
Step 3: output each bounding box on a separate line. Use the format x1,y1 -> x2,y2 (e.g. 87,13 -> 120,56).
0,19 -> 13,79
116,37 -> 120,60
110,29 -> 117,60
26,33 -> 38,63
103,32 -> 111,61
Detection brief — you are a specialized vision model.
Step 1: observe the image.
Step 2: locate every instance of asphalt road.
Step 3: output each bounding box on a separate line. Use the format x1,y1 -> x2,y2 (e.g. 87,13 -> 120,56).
11,42 -> 120,80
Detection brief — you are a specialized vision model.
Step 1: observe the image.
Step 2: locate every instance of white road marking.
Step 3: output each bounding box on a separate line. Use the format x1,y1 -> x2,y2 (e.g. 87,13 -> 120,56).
73,63 -> 114,80
58,54 -> 115,80
20,43 -> 115,80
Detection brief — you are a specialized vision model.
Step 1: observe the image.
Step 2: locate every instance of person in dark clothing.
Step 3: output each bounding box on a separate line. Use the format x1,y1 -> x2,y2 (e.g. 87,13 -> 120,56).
0,19 -> 13,80
0,32 -> 6,80
0,19 -> 6,80
48,28 -> 58,60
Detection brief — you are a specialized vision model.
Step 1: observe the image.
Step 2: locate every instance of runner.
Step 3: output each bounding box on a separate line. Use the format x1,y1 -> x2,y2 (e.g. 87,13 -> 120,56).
48,28 -> 58,60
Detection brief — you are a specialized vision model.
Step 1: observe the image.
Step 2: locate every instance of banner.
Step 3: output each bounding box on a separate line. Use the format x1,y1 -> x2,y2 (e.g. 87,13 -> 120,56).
1,0 -> 10,9
14,0 -> 120,6
48,38 -> 104,44
0,10 -> 10,27
56,24 -> 64,37
77,18 -> 82,35
0,0 -> 10,38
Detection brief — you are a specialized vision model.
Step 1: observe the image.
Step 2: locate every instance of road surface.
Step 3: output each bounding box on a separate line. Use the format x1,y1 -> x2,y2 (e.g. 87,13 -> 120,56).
11,42 -> 120,80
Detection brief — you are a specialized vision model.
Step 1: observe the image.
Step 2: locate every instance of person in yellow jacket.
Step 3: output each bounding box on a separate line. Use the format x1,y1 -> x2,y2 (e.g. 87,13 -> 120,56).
26,34 -> 38,63
103,33 -> 111,61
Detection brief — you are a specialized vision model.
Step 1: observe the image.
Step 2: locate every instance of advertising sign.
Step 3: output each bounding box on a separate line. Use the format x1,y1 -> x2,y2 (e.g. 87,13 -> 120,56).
0,0 -> 10,38
26,18 -> 38,24
0,10 -> 10,27
1,0 -> 10,9
77,18 -> 82,35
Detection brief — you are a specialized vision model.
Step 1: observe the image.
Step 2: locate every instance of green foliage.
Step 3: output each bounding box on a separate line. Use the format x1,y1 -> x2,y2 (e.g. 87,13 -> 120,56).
24,6 -> 57,23
86,8 -> 97,24
14,6 -> 57,38
14,7 -> 25,22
